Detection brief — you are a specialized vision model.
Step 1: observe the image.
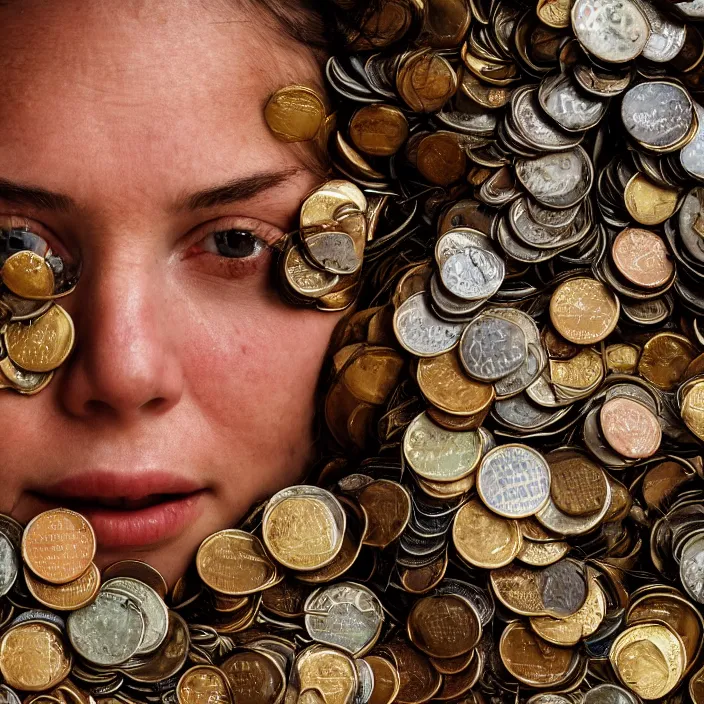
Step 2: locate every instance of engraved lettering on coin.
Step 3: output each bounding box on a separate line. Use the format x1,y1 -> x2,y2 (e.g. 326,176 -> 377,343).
459,316 -> 526,382
177,665 -> 233,704
221,650 -> 284,704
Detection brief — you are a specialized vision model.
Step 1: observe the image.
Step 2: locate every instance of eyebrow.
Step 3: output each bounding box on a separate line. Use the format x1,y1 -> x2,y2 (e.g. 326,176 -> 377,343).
0,168 -> 303,214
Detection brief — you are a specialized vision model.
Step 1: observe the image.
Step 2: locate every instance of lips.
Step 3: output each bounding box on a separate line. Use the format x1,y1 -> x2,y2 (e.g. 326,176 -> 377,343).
28,470 -> 207,549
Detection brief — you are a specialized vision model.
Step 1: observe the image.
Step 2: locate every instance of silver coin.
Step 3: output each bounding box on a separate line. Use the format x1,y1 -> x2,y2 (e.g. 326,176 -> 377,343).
633,0 -> 686,62
678,187 -> 704,263
584,683 -> 640,704
0,532 -> 17,598
621,81 -> 693,150
103,577 -> 169,655
67,589 -> 145,666
538,560 -> 587,617
527,696 -> 572,704
435,228 -> 495,267
674,0 -> 704,18
440,247 -> 504,301
353,658 -> 375,704
393,292 -> 465,357
495,344 -> 545,399
430,273 -> 487,318
459,315 -> 526,382
571,0 -> 650,63
303,231 -> 360,275
526,199 -> 580,229
681,102 -> 704,180
0,515 -> 23,552
304,582 -> 383,655
679,532 -> 704,604
403,411 -> 482,482
515,148 -> 593,209
283,245 -> 339,298
511,87 -> 581,151
493,391 -> 569,431
510,199 -> 588,249
538,72 -> 608,132
0,686 -> 21,704
477,444 -> 551,518
9,609 -> 65,630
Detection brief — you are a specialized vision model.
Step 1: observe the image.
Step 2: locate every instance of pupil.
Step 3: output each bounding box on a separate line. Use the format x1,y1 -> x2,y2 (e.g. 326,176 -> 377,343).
214,230 -> 258,258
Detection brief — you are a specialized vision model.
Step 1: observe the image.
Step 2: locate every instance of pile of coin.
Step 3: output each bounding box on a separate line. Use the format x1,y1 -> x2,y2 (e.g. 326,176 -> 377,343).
0,228 -> 79,393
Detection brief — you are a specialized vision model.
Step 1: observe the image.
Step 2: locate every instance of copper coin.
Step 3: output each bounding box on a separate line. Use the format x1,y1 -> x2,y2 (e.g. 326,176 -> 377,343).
612,228 -> 674,289
349,104 -> 409,157
177,666 -> 232,704
600,397 -> 662,459
221,649 -> 285,704
638,332 -> 697,391
416,132 -> 467,186
382,642 -> 442,704
24,563 -> 100,611
365,655 -> 400,704
22,509 -> 96,585
358,480 -> 411,549
547,450 -> 608,517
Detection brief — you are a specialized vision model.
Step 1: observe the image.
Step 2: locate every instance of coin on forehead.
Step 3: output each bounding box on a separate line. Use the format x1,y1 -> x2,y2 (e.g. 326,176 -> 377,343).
262,487 -> 346,572
477,444 -> 551,519
0,533 -> 17,598
295,645 -> 358,704
358,479 -> 411,548
1,251 -> 55,300
67,589 -> 144,666
459,315 -> 526,382
611,229 -> 674,289
549,277 -> 619,345
403,412 -> 482,482
349,104 -> 409,157
5,304 -> 75,374
0,622 -> 72,692
547,450 -> 608,517
24,563 -> 99,611
571,0 -> 649,62
407,594 -> 481,659
177,666 -> 233,704
393,292 -> 465,357
600,397 -> 661,459
22,508 -> 95,585
610,622 -> 686,700
220,649 -> 285,704
452,498 -> 522,569
365,656 -> 400,704
264,85 -> 326,143
305,582 -> 383,656
624,174 -> 680,226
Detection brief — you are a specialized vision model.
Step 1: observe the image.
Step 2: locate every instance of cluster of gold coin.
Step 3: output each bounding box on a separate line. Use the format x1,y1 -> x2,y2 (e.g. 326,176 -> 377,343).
0,234 -> 79,393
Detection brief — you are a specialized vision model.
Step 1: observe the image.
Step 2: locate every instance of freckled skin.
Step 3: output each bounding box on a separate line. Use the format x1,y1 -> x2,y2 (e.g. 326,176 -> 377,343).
0,0 -> 341,584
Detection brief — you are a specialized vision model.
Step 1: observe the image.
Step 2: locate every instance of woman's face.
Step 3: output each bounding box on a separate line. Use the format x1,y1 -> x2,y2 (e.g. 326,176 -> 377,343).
0,0 -> 339,584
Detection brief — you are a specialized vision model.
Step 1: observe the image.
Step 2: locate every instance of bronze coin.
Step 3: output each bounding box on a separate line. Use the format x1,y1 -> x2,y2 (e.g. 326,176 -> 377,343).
416,132 -> 467,186
349,104 -> 409,157
600,397 -> 662,459
358,480 -> 411,548
365,655 -> 400,704
24,563 -> 100,611
547,450 -> 608,517
611,228 -> 674,289
221,650 -> 285,704
638,333 -> 697,391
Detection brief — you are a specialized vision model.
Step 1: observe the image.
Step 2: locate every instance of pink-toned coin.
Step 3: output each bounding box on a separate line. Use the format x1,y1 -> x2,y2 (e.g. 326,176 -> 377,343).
599,397 -> 662,459
612,228 -> 674,289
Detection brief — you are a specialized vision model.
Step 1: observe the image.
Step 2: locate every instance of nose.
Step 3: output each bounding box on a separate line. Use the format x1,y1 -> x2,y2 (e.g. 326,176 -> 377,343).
59,246 -> 184,420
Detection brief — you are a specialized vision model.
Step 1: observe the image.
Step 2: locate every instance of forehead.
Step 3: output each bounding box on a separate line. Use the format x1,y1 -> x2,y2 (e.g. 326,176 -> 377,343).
0,0 -> 319,206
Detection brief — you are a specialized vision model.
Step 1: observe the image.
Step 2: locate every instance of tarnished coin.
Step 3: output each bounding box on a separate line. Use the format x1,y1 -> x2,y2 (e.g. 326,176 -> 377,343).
67,589 -> 145,666
262,487 -> 346,572
610,622 -> 686,700
1,251 -> 54,300
349,104 -> 409,157
417,132 -> 467,186
407,594 -> 481,658
304,231 -> 361,276
265,85 -> 325,143
358,480 -> 411,548
538,560 -> 587,618
22,508 -> 96,585
571,0 -> 650,62
452,499 -> 522,569
102,577 -> 168,655
549,277 -> 619,345
393,292 -> 464,357
680,533 -> 704,604
622,82 -> 693,151
177,666 -> 233,704
221,649 -> 284,704
0,532 -> 17,598
365,656 -> 400,704
403,412 -> 482,482
24,563 -> 100,611
477,444 -> 551,519
600,397 -> 661,459
459,315 -> 526,382
305,582 -> 383,656
612,228 -> 674,289
547,451 -> 608,517
4,304 -> 75,373
0,622 -> 72,692
196,530 -> 279,595
397,51 -> 458,113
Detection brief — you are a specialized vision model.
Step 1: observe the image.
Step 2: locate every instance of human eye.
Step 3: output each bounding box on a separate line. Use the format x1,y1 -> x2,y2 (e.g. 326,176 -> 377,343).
0,217 -> 54,262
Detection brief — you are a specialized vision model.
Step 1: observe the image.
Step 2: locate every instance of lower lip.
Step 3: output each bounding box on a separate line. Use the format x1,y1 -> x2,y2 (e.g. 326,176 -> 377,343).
41,492 -> 206,549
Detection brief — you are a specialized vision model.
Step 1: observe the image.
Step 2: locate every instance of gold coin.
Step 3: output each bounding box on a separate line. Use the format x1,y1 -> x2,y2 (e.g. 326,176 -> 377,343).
638,332 -> 697,390
261,577 -> 312,618
516,538 -> 570,567
416,350 -> 495,416
416,132 -> 467,186
407,594 -> 481,658
0,622 -> 72,692
24,563 -> 100,611
262,489 -> 345,572
349,104 -> 409,157
600,396 -> 662,459
691,662 -> 704,703
365,655 -> 400,704
537,0 -> 570,27
426,404 -> 490,431
220,649 -> 285,704
4,304 -> 75,373
300,180 -> 366,231
610,622 -> 686,700
0,357 -> 54,395
177,665 -> 233,704
429,650 -> 475,675
452,499 -> 522,569
605,343 -> 640,374
341,347 -> 404,405
682,380 -> 704,441
264,85 -> 325,143
489,564 -> 546,616
499,621 -> 575,687
358,479 -> 411,548
547,450 -> 608,517
611,228 -> 674,289
549,278 -> 619,345
22,508 -> 96,585
624,174 -> 680,226
1,250 -> 55,299
684,351 -> 704,380
416,472 -> 476,499
296,645 -> 358,704
196,529 -> 279,596
549,348 -> 604,390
